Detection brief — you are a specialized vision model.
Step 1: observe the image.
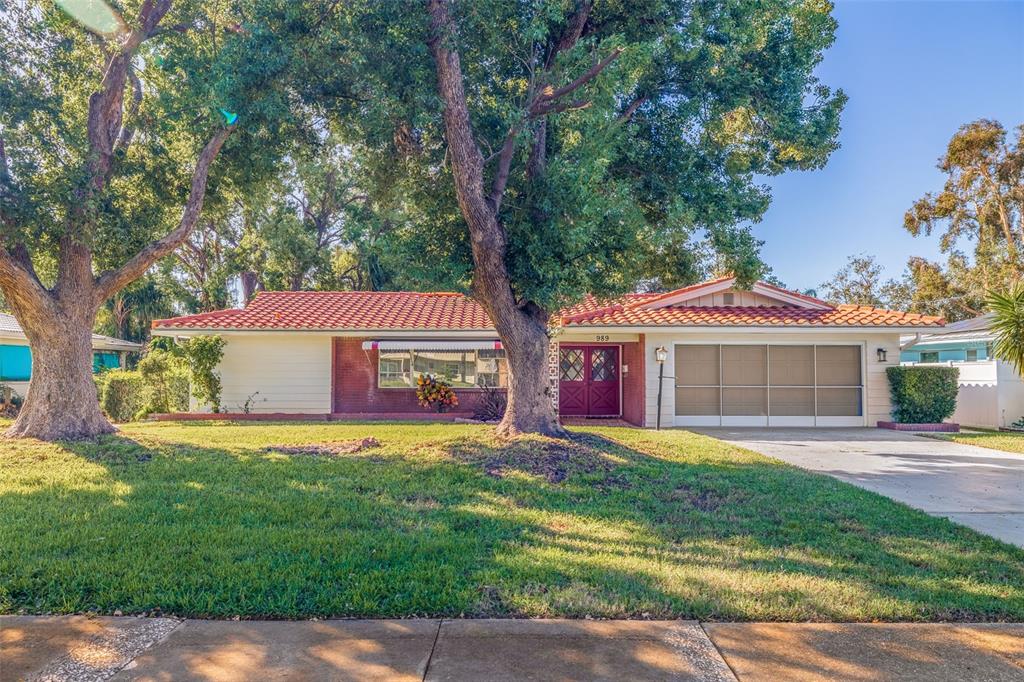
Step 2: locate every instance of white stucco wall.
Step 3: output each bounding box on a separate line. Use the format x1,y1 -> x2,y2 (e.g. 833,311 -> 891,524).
195,334 -> 333,413
642,330 -> 901,428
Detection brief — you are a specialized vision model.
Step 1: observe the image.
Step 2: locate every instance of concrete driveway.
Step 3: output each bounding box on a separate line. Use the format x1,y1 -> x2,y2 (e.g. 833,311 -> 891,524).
692,427 -> 1024,547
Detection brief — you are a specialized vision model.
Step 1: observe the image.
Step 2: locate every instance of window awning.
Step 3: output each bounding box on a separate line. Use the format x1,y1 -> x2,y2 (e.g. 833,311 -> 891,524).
362,340 -> 503,351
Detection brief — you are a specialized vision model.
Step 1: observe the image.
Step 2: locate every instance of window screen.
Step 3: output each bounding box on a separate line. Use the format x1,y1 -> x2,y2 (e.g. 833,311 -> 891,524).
674,344 -> 863,420
768,346 -> 814,386
816,346 -> 861,386
721,345 -> 767,386
676,345 -> 719,386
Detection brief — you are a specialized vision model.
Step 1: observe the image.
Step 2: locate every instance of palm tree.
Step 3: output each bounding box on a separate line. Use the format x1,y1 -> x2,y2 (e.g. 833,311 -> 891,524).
986,283 -> 1024,374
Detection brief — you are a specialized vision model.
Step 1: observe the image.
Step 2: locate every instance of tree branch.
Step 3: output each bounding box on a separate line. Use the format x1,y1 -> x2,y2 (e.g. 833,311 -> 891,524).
489,124 -> 522,211
93,126 -> 234,304
0,245 -> 54,319
529,47 -> 622,116
115,67 -> 144,151
618,95 -> 648,124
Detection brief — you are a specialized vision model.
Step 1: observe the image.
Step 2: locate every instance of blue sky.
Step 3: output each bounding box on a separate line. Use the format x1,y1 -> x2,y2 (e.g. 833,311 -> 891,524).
755,0 -> 1024,291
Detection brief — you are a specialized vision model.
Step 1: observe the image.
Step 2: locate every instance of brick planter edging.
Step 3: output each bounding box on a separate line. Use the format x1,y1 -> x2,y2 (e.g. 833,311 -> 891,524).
877,421 -> 960,433
150,412 -> 478,422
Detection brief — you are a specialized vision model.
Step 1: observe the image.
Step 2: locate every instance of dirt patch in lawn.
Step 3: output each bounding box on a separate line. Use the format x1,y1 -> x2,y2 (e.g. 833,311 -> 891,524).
443,433 -> 618,483
265,437 -> 380,458
664,483 -> 747,512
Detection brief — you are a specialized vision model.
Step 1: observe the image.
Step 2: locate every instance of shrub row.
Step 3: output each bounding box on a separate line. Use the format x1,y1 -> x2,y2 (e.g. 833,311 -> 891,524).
95,350 -> 190,422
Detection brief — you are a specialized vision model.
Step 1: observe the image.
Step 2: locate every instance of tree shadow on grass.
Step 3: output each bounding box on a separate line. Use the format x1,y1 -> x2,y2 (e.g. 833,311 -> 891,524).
0,428 -> 1022,623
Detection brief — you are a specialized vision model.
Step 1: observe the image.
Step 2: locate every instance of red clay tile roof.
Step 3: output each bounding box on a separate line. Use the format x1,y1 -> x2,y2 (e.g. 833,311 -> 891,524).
153,288 -> 945,331
559,303 -> 944,327
153,291 -> 494,331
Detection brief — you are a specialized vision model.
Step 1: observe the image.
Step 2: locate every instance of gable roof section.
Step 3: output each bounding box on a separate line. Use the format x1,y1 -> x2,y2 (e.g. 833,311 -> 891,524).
153,282 -> 945,332
638,276 -> 832,310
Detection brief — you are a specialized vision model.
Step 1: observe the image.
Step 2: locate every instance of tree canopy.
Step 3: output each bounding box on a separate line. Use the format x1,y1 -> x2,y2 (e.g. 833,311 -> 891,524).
317,0 -> 846,309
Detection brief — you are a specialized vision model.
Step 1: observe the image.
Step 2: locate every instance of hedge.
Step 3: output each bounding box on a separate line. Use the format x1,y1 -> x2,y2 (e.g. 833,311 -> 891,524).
886,365 -> 959,424
96,357 -> 190,423
99,370 -> 149,423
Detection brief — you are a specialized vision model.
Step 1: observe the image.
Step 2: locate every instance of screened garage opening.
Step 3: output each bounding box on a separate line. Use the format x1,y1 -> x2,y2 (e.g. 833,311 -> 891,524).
674,344 -> 864,426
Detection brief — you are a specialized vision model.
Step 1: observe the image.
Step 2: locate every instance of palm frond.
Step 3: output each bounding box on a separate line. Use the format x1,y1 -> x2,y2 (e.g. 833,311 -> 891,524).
986,283 -> 1024,375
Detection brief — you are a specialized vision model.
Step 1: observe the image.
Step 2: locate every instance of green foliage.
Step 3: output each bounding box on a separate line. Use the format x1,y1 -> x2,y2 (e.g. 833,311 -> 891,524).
819,254 -> 893,307
903,121 -> 1023,316
329,0 -> 845,307
99,370 -> 148,423
137,350 -> 190,415
987,283 -> 1024,376
179,336 -> 226,412
886,366 -> 959,424
0,0 -> 304,275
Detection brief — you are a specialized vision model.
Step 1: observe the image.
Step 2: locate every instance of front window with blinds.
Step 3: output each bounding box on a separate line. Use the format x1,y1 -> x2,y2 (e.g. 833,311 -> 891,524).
675,344 -> 863,419
378,349 -> 508,388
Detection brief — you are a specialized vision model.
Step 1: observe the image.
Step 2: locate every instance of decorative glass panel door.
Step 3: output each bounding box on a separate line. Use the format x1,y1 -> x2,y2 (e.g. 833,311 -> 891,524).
558,345 -> 620,416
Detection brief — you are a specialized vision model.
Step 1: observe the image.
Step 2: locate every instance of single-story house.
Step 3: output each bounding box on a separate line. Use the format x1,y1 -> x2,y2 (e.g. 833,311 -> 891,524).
152,276 -> 944,427
901,314 -> 1024,428
0,312 -> 142,398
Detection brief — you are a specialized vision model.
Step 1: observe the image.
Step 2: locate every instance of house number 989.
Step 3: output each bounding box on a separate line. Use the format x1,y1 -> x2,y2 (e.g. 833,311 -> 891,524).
595,335 -> 609,342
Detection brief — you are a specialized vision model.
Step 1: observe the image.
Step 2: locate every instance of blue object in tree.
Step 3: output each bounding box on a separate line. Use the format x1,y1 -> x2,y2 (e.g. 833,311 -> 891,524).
218,108 -> 239,125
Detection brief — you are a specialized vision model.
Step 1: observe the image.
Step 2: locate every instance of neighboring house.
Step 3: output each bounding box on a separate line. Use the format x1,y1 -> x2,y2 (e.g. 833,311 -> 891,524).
152,276 -> 944,427
0,313 -> 142,398
901,314 -> 1024,428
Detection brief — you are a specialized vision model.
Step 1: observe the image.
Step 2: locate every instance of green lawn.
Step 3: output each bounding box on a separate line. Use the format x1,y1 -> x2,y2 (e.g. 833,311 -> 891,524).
1,420 -> 1022,621
927,429 -> 1024,455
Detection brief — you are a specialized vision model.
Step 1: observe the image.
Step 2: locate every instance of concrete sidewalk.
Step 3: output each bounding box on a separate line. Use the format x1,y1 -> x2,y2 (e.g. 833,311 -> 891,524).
3,617 -> 1022,681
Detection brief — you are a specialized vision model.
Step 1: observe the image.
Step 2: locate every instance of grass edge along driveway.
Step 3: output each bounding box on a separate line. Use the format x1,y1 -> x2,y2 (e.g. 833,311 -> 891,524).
1,420 -> 1021,621
924,429 -> 1024,456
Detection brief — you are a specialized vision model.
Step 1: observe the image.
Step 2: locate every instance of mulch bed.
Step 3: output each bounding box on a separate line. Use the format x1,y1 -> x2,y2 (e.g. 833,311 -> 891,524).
445,433 -> 617,484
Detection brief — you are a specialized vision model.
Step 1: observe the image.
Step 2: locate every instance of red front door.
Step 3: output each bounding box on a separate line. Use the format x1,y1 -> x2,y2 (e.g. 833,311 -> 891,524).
558,345 -> 620,416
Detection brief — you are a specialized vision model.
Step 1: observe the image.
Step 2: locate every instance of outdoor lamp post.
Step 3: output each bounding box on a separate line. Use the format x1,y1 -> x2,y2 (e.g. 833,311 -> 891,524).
655,346 -> 668,430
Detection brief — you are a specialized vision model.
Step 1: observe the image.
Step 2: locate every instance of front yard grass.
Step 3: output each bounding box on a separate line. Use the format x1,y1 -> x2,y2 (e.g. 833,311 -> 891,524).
927,429 -> 1024,455
1,420 -> 1021,621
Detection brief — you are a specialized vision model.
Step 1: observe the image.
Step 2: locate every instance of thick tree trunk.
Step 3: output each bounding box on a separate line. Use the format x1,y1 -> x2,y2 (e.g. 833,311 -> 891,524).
6,307 -> 114,440
495,308 -> 561,437
427,0 -> 566,439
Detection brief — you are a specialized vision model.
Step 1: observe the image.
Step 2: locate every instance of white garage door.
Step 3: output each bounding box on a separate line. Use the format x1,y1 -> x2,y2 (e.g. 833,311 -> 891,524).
674,344 -> 864,427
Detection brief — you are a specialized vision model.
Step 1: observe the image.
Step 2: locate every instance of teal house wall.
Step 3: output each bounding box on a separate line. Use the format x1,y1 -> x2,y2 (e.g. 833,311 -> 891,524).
0,343 -> 121,381
0,344 -> 33,381
900,341 -> 992,364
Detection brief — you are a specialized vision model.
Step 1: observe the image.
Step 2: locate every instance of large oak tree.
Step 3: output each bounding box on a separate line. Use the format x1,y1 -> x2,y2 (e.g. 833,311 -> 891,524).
0,0 -> 303,439
336,0 -> 846,436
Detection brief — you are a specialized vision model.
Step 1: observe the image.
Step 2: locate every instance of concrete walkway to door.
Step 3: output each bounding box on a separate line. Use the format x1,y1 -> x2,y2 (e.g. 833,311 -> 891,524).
692,427 -> 1024,548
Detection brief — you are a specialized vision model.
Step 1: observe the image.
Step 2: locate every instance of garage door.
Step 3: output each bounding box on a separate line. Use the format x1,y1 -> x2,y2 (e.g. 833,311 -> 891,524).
674,344 -> 863,427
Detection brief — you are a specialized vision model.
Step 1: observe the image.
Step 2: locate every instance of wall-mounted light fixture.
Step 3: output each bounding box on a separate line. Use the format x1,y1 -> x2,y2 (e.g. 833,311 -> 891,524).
876,347 -> 888,363
655,346 -> 668,430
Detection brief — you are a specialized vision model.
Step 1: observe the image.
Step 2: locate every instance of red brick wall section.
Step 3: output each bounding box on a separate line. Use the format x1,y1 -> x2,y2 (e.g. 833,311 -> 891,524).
332,337 -> 492,416
621,337 -> 645,426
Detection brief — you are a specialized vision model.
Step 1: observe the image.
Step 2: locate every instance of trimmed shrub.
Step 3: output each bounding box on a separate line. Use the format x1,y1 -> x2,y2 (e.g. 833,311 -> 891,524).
886,366 -> 959,424
138,350 -> 190,416
100,370 -> 148,423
